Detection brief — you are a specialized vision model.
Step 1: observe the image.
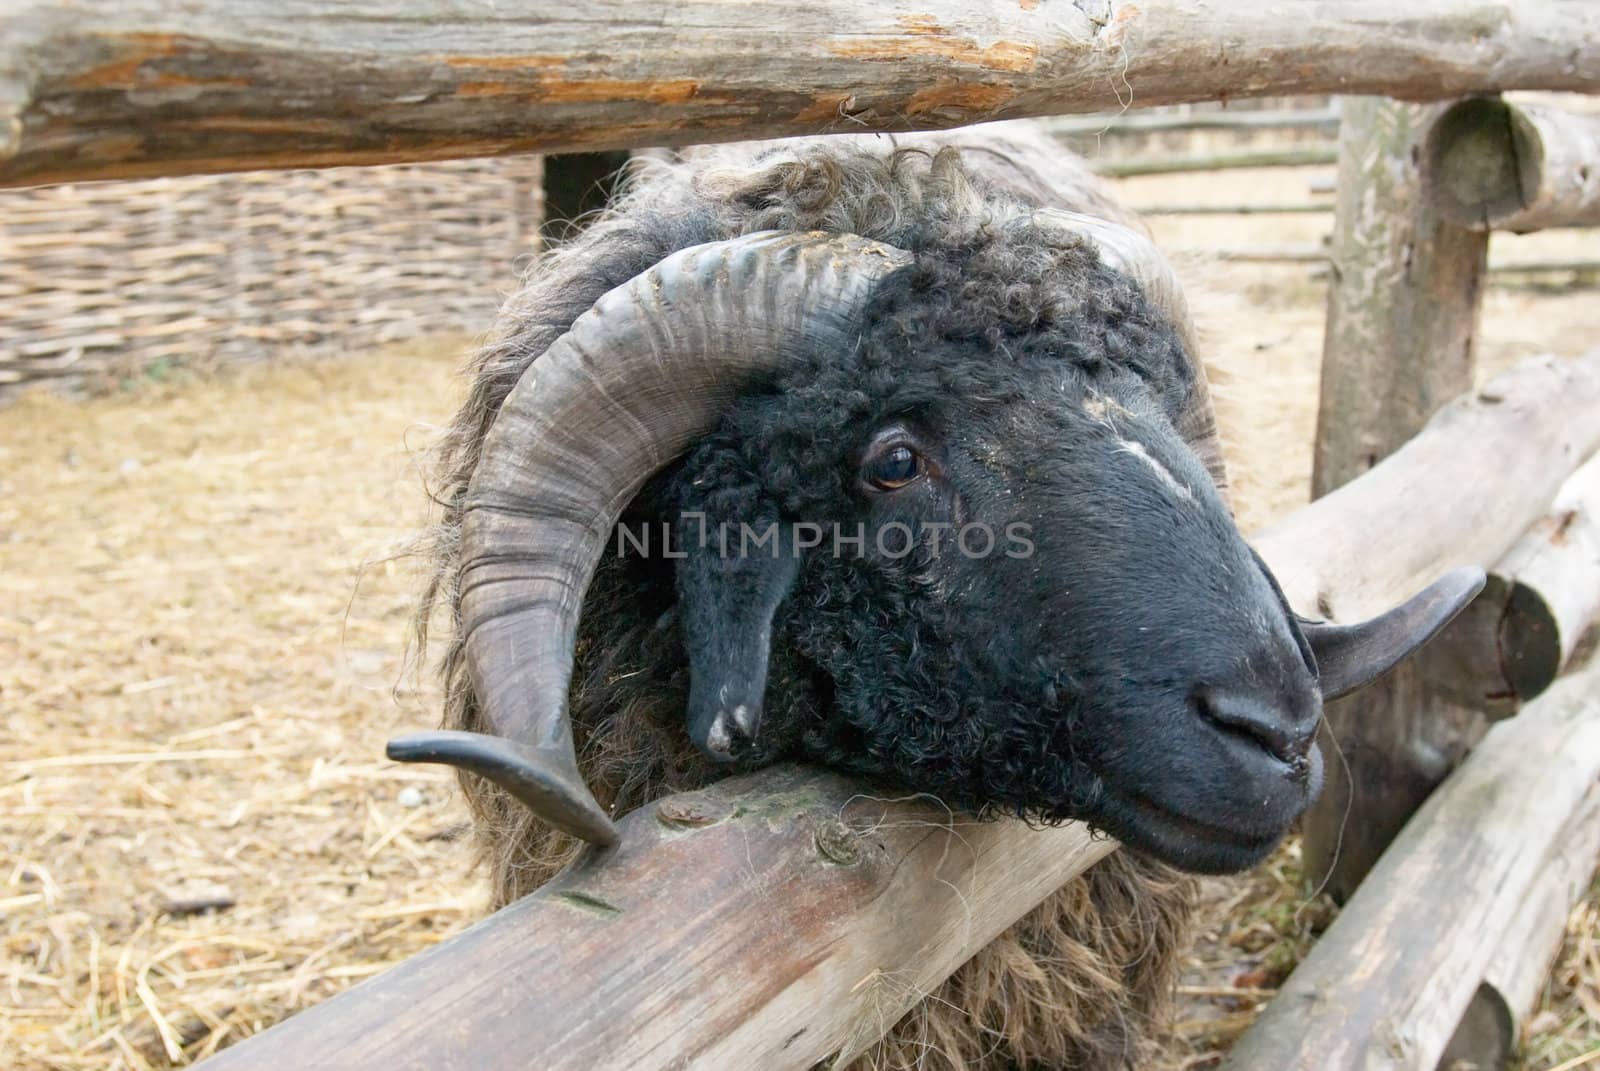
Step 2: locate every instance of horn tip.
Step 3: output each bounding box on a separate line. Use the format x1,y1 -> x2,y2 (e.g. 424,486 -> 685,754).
386,730 -> 619,846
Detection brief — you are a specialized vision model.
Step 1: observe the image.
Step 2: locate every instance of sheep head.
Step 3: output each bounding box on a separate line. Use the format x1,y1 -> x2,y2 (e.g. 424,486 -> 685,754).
388,221 -> 1480,875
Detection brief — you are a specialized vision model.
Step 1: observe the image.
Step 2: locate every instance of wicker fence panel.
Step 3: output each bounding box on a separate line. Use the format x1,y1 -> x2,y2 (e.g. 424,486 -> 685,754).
0,156 -> 543,395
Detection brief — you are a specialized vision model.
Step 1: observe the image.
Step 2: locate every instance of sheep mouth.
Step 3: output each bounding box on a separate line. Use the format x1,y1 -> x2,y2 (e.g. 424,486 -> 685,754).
1101,786 -> 1295,875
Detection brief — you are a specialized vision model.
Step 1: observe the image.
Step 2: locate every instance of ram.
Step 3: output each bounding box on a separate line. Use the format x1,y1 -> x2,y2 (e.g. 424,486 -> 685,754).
391,123 -> 1474,1069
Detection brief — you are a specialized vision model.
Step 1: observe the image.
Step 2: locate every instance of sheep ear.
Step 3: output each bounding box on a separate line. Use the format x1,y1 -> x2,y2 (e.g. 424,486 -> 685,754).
677,522 -> 800,763
1302,567 -> 1485,701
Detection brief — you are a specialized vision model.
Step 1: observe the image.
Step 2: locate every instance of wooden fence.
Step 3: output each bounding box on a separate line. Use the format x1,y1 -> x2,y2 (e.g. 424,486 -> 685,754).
4,3 -> 1600,1069
3,3 -> 1599,187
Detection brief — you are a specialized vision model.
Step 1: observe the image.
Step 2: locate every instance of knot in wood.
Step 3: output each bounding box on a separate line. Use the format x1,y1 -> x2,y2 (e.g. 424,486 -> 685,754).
813,819 -> 861,865
656,795 -> 721,828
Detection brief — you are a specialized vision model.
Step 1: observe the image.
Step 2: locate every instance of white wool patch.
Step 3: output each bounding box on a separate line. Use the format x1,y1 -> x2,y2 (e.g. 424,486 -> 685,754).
1117,438 -> 1196,505
1083,391 -> 1135,426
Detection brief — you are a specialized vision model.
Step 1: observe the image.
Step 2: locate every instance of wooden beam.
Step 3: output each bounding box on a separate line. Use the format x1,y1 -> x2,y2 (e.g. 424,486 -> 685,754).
1299,97 -> 1489,900
1257,351 -> 1600,625
1437,773 -> 1600,1070
1045,105 -> 1341,137
3,2 -> 1599,188
1267,350 -> 1600,898
1201,246 -> 1600,274
1312,98 -> 1489,499
1430,451 -> 1600,719
194,352 -> 1600,1071
1221,656 -> 1600,1071
1093,147 -> 1335,177
1206,244 -> 1331,263
199,767 -> 1119,1071
1427,97 -> 1600,232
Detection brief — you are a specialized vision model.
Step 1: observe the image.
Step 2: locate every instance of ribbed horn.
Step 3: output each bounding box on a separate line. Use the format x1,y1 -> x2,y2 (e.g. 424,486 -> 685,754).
387,231 -> 915,845
1029,208 -> 1229,496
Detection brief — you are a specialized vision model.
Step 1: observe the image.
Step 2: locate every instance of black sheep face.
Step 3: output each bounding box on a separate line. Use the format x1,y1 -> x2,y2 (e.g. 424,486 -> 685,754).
668,339 -> 1321,874
660,254 -> 1471,875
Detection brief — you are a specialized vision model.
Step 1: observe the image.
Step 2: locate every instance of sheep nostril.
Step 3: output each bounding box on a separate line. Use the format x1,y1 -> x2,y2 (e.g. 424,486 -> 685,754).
702,704 -> 760,762
1192,686 -> 1311,766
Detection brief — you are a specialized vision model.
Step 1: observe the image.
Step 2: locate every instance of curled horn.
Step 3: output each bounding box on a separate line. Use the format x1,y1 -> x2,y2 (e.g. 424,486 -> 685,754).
387,232 -> 915,845
1030,208 -> 1229,496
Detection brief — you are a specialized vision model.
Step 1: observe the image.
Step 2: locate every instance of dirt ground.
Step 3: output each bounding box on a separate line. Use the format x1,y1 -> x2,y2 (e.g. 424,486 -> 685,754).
2,165 -> 1597,1070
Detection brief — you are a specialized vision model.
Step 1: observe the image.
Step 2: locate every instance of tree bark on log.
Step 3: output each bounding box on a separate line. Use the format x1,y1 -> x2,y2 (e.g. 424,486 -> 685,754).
1221,657 -> 1600,1071
3,2 -> 1600,188
1427,98 -> 1600,232
193,352 -> 1600,1071
1300,97 -> 1489,901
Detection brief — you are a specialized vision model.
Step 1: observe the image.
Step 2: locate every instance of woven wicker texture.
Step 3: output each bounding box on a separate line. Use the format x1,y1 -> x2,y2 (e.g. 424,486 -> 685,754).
0,156 -> 544,394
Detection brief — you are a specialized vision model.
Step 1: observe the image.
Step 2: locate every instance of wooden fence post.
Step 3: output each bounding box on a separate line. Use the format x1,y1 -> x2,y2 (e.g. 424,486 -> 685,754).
1299,96 -> 1491,901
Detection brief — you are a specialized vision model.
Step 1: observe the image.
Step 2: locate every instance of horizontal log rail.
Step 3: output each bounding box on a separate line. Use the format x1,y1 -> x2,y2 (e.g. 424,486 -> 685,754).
197,351 -> 1600,1071
1427,97 -> 1600,232
1222,656 -> 1600,1071
1045,105 -> 1342,137
1256,352 -> 1600,624
1093,146 -> 1335,177
3,1 -> 1600,188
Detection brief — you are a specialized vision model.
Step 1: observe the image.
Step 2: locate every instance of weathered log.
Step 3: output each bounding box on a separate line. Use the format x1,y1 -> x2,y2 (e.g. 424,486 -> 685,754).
1279,352 -> 1600,898
201,767 -> 1118,1071
1202,248 -> 1600,275
1221,657 -> 1600,1071
1427,97 -> 1600,232
1436,770 -> 1600,1071
1477,258 -> 1600,274
195,353 -> 1600,1071
1258,371 -> 1600,628
1312,98 -> 1489,500
1429,451 -> 1600,719
4,2 -> 1600,187
1093,147 -> 1335,177
1300,97 -> 1489,900
1207,244 -> 1331,263
1045,105 -> 1341,137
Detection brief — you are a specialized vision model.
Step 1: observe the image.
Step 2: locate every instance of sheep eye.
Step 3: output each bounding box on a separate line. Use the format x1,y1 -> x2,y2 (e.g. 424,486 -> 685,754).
864,445 -> 924,491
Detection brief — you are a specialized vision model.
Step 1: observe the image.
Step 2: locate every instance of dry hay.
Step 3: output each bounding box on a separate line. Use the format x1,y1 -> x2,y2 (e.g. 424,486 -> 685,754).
1,165 -> 1597,1071
0,340 -> 482,1068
